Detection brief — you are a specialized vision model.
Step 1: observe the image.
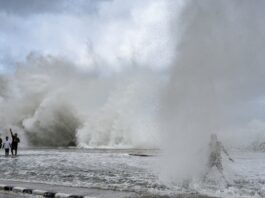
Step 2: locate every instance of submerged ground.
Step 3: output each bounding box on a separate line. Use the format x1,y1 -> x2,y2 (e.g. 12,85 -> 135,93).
0,148 -> 263,198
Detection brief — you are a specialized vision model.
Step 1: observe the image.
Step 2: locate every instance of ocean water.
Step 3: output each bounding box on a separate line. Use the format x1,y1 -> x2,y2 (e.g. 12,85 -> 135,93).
0,149 -> 264,198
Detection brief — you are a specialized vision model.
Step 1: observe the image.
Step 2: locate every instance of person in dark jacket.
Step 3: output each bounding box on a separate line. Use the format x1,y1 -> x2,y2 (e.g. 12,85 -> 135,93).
10,128 -> 20,156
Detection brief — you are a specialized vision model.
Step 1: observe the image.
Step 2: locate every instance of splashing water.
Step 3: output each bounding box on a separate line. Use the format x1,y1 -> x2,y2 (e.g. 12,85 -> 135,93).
0,2 -> 265,194
159,0 -> 265,185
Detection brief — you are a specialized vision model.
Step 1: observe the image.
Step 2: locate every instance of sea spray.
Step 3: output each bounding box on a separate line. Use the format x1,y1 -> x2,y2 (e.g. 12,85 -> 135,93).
0,0 -> 176,148
159,0 -> 265,184
0,0 -> 264,156
0,54 -> 163,148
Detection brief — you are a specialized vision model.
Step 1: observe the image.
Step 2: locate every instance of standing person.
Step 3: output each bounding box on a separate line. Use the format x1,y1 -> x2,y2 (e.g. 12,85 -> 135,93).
2,136 -> 11,157
10,129 -> 20,156
204,134 -> 234,185
0,137 -> 2,148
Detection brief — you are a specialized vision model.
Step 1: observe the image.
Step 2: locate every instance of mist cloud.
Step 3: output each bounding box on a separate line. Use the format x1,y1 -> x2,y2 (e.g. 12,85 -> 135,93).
0,0 -> 175,73
159,0 -> 265,182
0,0 -> 265,153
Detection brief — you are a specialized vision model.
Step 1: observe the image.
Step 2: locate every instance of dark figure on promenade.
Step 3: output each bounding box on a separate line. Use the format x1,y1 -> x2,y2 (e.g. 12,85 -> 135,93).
2,136 -> 11,157
0,137 -> 2,148
10,129 -> 20,156
204,134 -> 234,185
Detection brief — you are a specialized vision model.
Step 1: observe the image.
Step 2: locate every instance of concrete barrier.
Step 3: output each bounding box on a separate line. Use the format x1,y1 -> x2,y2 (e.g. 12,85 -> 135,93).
0,184 -> 90,198
55,192 -> 71,198
33,189 -> 47,195
4,186 -> 13,191
13,187 -> 24,193
43,191 -> 56,197
23,188 -> 33,194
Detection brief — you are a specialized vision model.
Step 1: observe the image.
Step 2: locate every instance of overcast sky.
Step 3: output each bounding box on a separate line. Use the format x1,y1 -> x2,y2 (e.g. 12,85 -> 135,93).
0,0 -> 178,74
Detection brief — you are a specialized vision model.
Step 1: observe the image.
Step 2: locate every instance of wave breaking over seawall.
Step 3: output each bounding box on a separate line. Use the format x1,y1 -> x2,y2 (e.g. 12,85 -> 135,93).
1,0 -> 265,152
0,54 -> 163,148
0,0 -> 181,148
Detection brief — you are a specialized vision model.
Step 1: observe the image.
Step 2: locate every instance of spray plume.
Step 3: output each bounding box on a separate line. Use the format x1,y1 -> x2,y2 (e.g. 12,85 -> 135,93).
159,0 -> 265,182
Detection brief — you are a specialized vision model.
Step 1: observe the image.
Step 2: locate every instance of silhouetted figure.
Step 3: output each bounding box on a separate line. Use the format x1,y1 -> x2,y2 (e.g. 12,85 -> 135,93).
0,137 -> 2,149
2,136 -> 11,157
10,129 -> 20,156
204,134 -> 234,185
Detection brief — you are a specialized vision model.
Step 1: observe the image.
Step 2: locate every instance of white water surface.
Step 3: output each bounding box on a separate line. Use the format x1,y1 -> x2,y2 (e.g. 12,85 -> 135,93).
0,149 -> 263,198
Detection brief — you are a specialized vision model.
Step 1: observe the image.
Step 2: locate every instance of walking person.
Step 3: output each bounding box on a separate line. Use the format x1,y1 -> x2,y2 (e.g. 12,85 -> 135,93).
203,134 -> 234,185
2,136 -> 12,157
10,129 -> 20,156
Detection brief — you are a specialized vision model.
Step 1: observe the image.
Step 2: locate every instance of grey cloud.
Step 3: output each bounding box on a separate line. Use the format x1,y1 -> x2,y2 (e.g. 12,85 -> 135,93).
0,0 -> 109,16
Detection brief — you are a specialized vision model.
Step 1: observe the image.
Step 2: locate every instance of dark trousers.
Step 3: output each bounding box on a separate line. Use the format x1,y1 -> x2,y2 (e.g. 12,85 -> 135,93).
11,144 -> 18,156
5,149 -> 9,157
